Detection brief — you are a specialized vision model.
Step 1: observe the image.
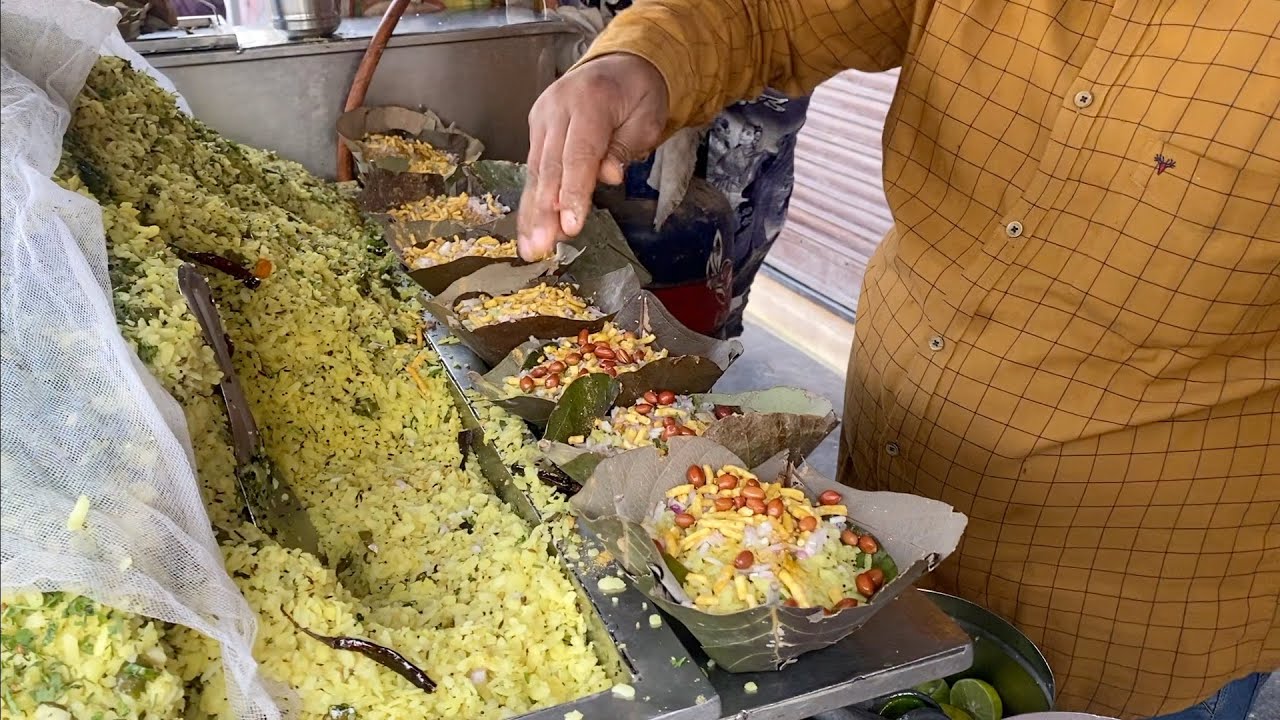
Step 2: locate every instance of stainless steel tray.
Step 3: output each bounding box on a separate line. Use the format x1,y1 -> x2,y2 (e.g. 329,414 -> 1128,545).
131,15 -> 239,54
424,318 -> 973,720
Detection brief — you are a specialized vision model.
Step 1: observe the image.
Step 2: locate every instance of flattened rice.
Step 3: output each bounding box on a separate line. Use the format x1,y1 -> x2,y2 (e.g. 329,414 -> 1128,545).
27,56 -> 611,719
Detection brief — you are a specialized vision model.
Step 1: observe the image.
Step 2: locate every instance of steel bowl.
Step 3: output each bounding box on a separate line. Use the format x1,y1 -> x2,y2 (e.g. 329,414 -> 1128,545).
921,590 -> 1056,716
271,0 -> 341,39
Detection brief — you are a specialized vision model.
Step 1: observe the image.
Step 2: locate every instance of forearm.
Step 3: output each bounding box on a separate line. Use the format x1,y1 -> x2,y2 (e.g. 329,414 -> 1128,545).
580,0 -> 913,132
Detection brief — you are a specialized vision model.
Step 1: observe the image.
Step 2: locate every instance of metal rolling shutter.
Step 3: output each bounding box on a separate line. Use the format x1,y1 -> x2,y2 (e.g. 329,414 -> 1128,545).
765,69 -> 899,320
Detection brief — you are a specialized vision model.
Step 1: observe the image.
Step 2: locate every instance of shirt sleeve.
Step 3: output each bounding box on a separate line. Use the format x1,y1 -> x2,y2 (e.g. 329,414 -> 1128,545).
579,0 -> 925,132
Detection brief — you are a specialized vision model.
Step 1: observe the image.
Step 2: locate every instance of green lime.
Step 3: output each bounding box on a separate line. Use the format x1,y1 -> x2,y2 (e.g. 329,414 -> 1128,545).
939,703 -> 974,720
949,679 -> 1003,720
914,679 -> 951,705
877,694 -> 927,719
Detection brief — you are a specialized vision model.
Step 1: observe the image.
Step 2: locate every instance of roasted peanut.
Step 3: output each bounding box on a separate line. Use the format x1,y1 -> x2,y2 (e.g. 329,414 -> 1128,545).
674,513 -> 696,528
840,529 -> 859,547
594,346 -> 616,360
564,352 -> 582,365
745,498 -> 767,515
578,329 -> 590,344
548,360 -> 566,373
687,465 -> 707,487
866,567 -> 885,589
818,490 -> 843,506
733,550 -> 755,570
657,390 -> 676,406
766,498 -> 785,518
519,376 -> 535,392
715,474 -> 738,491
714,497 -> 735,512
741,485 -> 766,500
832,597 -> 860,612
858,534 -> 879,554
713,404 -> 739,420
643,390 -> 660,405
529,366 -> 548,379
615,348 -> 633,364
545,375 -> 561,389
798,516 -> 818,533
855,573 -> 877,598
635,403 -> 654,415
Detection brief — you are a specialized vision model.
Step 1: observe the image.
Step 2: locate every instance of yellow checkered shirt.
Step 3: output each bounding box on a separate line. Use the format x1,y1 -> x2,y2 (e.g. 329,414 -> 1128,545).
584,0 -> 1279,716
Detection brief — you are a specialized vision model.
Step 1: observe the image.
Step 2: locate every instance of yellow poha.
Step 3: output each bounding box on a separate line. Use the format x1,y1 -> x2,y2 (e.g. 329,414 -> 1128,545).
34,56 -> 611,719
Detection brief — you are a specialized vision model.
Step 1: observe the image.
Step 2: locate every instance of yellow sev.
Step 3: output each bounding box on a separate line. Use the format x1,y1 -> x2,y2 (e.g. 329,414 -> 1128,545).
362,133 -> 456,175
654,463 -> 871,612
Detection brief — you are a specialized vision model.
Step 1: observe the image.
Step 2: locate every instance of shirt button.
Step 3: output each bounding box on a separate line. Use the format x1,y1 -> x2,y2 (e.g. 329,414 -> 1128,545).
928,335 -> 945,351
1005,220 -> 1024,238
885,441 -> 900,457
1073,90 -> 1094,108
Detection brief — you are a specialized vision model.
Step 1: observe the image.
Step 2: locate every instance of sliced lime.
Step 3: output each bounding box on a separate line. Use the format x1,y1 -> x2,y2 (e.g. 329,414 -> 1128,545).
939,702 -> 974,720
949,678 -> 1003,720
914,678 -> 951,705
878,694 -> 927,719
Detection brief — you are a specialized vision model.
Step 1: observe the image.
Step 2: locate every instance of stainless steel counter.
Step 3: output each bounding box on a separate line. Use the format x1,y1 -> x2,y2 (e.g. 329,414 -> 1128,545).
141,10 -> 567,178
425,318 -> 974,720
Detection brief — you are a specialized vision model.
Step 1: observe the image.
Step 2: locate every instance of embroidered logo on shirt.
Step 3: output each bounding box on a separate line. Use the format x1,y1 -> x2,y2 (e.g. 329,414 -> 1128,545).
1153,154 -> 1177,175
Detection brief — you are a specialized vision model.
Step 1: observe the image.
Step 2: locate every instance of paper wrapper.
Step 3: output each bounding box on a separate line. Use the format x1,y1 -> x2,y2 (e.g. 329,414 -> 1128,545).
424,266 -> 643,366
357,159 -> 517,217
569,437 -> 968,672
444,161 -> 652,286
697,388 -> 839,467
337,105 -> 484,184
370,159 -> 653,286
541,386 -> 839,482
386,215 -> 526,296
471,291 -> 744,424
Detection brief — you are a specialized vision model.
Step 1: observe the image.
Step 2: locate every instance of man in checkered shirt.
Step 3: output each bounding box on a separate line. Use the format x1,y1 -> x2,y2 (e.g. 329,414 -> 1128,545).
517,1 -> 1278,718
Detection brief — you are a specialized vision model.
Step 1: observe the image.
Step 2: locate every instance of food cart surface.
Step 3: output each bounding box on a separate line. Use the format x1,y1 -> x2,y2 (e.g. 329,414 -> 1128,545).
427,322 -> 973,720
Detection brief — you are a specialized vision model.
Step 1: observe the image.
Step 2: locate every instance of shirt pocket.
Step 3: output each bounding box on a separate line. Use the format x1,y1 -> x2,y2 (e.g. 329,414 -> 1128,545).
1115,132 -> 1280,351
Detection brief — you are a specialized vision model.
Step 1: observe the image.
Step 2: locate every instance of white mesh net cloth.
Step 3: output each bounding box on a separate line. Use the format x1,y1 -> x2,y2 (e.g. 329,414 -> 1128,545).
0,0 -> 277,716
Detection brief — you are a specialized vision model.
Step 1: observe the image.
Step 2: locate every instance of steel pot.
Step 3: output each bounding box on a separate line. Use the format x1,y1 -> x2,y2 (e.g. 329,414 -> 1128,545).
272,0 -> 341,39
921,590 -> 1056,716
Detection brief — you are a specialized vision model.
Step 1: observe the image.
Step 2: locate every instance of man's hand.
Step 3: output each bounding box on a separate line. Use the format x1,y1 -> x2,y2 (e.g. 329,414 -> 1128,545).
518,54 -> 669,260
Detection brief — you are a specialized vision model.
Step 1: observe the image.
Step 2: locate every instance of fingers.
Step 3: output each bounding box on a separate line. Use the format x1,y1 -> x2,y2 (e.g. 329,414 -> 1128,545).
558,112 -> 614,237
518,120 -> 544,260
598,151 -> 627,186
518,54 -> 669,260
518,109 -> 568,261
